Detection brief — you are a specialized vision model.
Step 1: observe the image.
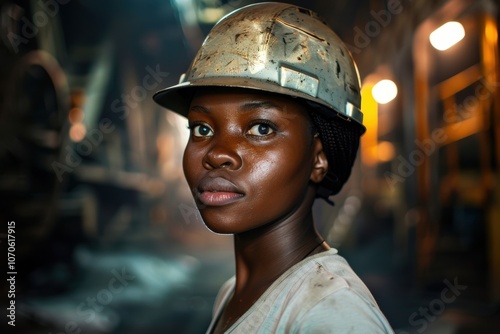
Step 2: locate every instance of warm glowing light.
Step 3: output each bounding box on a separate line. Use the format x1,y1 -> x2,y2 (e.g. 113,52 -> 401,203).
69,123 -> 86,142
485,19 -> 498,44
360,83 -> 378,166
429,21 -> 465,51
377,141 -> 395,162
372,80 -> 398,104
68,107 -> 84,124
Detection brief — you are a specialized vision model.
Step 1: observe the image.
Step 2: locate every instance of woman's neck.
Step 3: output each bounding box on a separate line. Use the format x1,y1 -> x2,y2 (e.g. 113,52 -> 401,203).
211,188 -> 330,334
232,192 -> 328,294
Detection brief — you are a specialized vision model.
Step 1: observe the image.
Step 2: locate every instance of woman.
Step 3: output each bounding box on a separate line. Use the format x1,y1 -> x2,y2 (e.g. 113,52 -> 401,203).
154,2 -> 394,333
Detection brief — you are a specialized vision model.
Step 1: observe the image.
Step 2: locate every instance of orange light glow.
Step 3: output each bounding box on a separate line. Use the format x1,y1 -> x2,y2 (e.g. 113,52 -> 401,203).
361,84 -> 378,166
69,123 -> 86,142
377,141 -> 396,162
68,107 -> 84,124
485,18 -> 498,44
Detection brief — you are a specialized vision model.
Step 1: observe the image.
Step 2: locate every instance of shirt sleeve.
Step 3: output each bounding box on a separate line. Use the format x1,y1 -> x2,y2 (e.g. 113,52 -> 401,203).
290,288 -> 394,334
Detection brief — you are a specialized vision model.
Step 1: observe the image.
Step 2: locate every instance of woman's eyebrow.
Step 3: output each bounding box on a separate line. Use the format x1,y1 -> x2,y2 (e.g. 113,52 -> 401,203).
188,100 -> 285,113
189,105 -> 210,114
240,101 -> 283,112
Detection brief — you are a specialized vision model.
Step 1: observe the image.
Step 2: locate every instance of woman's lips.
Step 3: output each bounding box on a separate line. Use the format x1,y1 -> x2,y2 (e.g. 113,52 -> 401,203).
198,191 -> 244,206
197,176 -> 244,206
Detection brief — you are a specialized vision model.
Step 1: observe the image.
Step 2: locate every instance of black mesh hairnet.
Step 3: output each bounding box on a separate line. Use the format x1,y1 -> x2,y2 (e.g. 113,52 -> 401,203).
309,109 -> 363,204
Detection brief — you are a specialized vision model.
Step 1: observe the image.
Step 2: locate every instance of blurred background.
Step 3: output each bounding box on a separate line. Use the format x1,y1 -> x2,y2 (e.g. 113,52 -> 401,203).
0,0 -> 499,333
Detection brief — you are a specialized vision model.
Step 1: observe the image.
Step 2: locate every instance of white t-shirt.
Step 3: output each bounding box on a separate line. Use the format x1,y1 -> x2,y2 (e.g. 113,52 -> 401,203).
206,248 -> 394,333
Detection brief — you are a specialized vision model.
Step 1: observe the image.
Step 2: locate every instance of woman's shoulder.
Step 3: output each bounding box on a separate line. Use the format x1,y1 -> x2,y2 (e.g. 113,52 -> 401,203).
272,250 -> 394,333
279,249 -> 376,311
207,250 -> 394,333
301,249 -> 375,299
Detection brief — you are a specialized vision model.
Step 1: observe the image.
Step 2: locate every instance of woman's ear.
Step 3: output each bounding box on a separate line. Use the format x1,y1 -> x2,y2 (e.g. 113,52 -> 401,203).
310,134 -> 328,184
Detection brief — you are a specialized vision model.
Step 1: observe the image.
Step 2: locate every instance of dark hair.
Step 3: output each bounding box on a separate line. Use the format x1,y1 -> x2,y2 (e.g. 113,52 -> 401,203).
309,109 -> 363,204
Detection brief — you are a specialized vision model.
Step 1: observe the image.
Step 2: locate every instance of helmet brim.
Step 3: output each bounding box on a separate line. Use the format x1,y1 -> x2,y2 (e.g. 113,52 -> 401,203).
153,76 -> 365,131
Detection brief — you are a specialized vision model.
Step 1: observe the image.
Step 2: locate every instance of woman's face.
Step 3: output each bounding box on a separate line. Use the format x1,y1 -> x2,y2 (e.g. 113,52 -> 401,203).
183,88 -> 326,234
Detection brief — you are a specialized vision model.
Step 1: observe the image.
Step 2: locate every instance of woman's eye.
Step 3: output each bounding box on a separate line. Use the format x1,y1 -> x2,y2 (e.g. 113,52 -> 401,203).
247,123 -> 275,136
191,124 -> 213,137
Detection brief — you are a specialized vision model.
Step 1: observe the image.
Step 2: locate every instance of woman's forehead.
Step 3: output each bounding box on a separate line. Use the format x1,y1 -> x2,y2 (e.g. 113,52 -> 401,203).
189,87 -> 308,115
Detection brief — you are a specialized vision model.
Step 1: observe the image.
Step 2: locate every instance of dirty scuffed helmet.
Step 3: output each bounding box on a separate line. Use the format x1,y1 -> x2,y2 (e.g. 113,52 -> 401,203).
154,2 -> 365,201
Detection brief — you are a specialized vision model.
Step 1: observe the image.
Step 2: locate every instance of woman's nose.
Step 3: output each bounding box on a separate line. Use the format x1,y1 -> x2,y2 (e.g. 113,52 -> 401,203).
202,138 -> 242,170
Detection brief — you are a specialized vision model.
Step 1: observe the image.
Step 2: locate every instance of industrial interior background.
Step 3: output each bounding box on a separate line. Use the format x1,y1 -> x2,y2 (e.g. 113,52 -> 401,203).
0,0 -> 499,333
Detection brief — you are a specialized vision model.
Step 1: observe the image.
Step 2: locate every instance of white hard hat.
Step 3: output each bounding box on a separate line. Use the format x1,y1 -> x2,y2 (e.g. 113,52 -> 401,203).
154,2 -> 365,199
